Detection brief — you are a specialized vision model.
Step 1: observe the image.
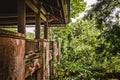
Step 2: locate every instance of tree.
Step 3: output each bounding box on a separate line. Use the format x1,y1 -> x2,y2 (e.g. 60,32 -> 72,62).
53,19 -> 105,80
85,0 -> 120,79
85,0 -> 120,29
26,32 -> 35,40
53,0 -> 120,79
70,0 -> 86,18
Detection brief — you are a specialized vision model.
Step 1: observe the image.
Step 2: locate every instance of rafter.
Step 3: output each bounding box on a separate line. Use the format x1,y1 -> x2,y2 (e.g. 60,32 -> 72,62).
25,0 -> 47,21
40,6 -> 47,15
26,0 -> 38,13
40,13 -> 46,21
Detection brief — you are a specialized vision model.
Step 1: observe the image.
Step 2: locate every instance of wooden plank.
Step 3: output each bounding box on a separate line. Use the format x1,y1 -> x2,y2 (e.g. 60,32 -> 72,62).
0,13 -> 35,18
17,0 -> 26,34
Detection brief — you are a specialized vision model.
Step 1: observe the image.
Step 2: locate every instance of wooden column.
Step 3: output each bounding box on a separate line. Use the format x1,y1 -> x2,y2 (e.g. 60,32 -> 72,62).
35,2 -> 41,39
17,0 -> 26,34
44,13 -> 49,39
43,41 -> 50,80
35,13 -> 41,39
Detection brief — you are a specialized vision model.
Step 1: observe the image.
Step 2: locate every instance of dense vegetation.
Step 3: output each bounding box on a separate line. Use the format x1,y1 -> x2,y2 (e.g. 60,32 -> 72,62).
52,0 -> 120,80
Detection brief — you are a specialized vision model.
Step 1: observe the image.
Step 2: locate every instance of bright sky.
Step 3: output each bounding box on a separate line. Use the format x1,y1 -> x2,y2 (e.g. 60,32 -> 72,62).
84,0 -> 97,7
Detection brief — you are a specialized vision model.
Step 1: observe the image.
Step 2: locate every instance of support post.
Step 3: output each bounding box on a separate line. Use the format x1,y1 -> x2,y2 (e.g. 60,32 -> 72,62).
43,42 -> 50,80
35,2 -> 41,39
44,13 -> 49,39
35,13 -> 41,39
17,0 -> 26,34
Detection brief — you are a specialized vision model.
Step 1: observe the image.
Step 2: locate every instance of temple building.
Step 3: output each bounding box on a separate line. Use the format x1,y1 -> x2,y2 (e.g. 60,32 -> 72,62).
0,0 -> 70,80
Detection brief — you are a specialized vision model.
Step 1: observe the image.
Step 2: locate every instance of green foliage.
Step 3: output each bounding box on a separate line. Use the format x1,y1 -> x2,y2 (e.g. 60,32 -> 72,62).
85,0 -> 120,29
1,28 -> 17,32
70,0 -> 86,18
52,0 -> 120,79
26,32 -> 35,40
53,19 -> 103,80
53,17 -> 120,79
85,0 -> 120,77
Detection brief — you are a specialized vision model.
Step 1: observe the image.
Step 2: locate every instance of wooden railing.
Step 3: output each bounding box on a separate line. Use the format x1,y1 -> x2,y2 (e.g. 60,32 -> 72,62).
0,29 -> 61,80
49,41 -> 61,79
25,39 -> 43,79
25,39 -> 39,54
25,39 -> 61,80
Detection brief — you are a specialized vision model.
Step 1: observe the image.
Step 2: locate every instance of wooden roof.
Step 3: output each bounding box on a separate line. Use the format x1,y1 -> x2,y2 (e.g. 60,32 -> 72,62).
0,0 -> 70,27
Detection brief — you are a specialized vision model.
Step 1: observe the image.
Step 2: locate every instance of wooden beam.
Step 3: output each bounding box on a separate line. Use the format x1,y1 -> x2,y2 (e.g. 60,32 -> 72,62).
0,14 -> 46,23
26,0 -> 38,13
0,13 -> 34,18
0,14 -> 17,18
0,19 -> 35,25
0,20 -> 17,24
0,13 -> 44,18
40,5 -> 47,21
0,17 -> 45,25
17,0 -> 26,34
40,6 -> 47,15
40,13 -> 47,21
25,0 -> 47,21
